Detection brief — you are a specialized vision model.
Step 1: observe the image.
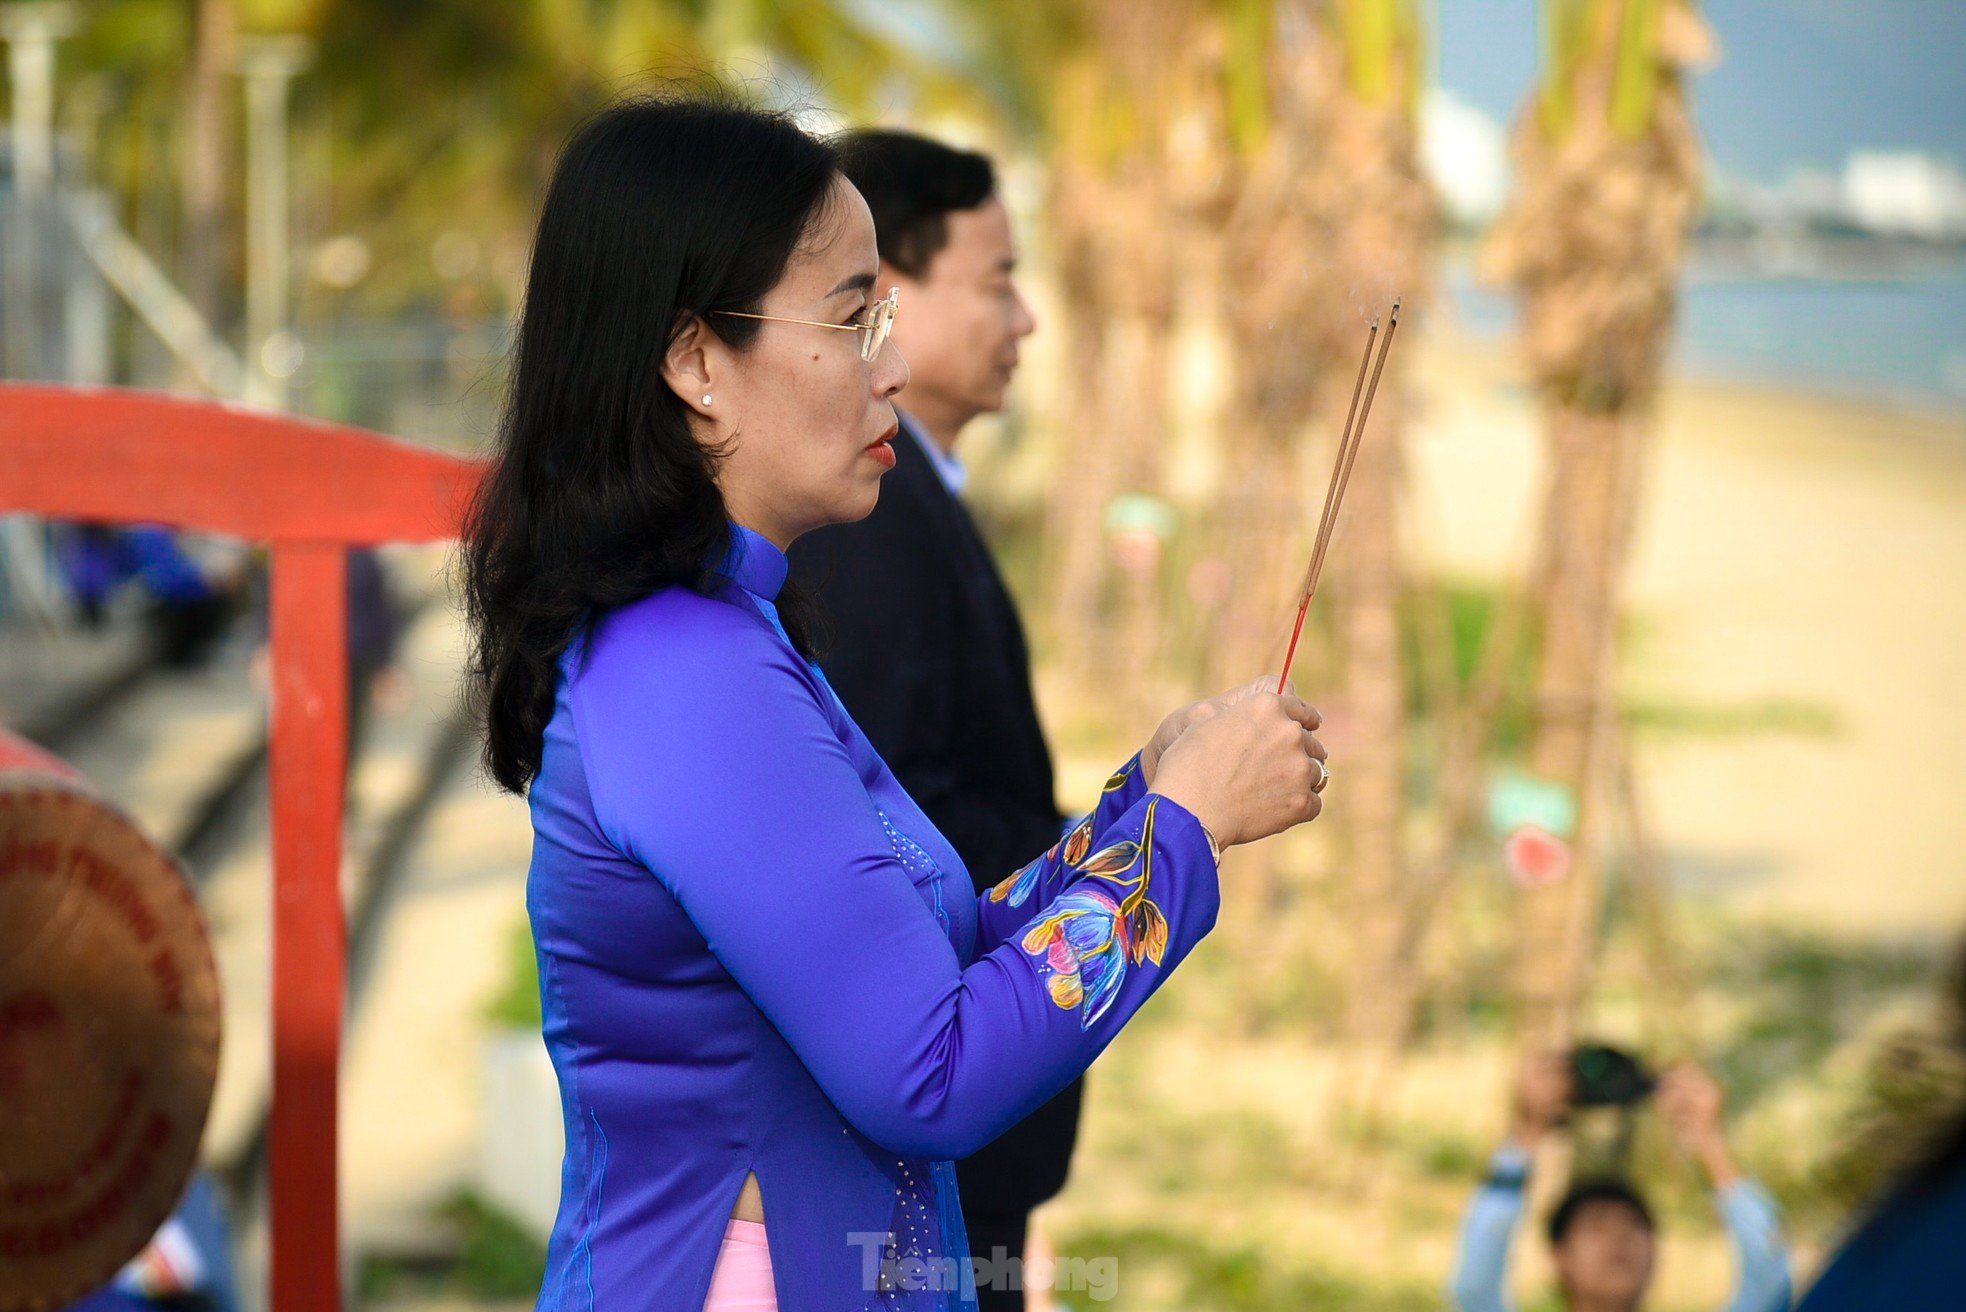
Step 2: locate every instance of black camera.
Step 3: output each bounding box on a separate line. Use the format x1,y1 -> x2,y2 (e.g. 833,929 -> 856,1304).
1570,1043 -> 1656,1109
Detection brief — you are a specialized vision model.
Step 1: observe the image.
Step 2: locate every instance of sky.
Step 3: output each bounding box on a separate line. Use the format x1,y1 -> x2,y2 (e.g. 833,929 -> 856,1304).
1433,0 -> 1966,185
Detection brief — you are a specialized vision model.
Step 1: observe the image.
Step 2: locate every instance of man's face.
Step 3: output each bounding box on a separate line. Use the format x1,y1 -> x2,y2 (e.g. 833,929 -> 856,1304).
1553,1201 -> 1656,1312
883,196 -> 1035,431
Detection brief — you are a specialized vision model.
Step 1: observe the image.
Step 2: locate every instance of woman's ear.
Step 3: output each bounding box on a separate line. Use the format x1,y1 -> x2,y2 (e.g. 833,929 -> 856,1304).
661,314 -> 719,421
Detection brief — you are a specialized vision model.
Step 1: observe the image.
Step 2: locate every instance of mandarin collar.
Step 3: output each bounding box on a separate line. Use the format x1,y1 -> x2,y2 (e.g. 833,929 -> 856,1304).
715,522 -> 790,602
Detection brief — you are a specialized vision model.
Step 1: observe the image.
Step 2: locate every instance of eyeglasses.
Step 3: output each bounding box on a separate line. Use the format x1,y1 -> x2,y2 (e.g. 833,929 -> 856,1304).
711,286 -> 900,362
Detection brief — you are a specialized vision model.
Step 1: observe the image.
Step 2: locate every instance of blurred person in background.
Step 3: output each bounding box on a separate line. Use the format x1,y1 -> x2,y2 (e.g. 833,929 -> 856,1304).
326,546 -> 411,765
51,523 -> 240,667
783,129 -> 1063,1311
60,1172 -> 239,1312
247,545 -> 410,776
1451,1053 -> 1791,1312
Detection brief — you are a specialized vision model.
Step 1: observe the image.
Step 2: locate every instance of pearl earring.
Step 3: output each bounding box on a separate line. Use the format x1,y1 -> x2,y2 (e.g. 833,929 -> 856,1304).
702,394 -> 713,405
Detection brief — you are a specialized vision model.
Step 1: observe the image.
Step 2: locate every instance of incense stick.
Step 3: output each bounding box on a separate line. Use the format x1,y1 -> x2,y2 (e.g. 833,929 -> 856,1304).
1275,297 -> 1402,695
1273,317 -> 1376,694
1306,313 -> 1386,597
1308,297 -> 1400,588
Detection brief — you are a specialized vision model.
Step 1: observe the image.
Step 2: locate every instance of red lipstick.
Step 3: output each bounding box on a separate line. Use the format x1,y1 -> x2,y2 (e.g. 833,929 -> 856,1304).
866,420 -> 899,469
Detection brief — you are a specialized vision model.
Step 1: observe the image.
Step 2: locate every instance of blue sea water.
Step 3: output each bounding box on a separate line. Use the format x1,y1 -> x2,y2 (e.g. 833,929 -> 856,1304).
1444,256 -> 1966,416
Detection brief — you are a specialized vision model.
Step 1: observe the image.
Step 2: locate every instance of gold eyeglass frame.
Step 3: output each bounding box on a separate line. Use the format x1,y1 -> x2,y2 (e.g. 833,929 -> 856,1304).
711,286 -> 900,362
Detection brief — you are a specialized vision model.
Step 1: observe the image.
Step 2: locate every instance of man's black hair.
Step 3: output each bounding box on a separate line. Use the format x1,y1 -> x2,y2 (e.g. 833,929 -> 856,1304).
1548,1178 -> 1656,1246
837,129 -> 996,278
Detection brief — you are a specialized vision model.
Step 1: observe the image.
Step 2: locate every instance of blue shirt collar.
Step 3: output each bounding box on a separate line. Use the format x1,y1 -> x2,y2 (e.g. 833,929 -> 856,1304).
901,411 -> 967,499
715,522 -> 789,602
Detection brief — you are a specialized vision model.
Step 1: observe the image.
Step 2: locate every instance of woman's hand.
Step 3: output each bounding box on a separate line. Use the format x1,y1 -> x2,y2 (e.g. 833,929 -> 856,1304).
1149,690 -> 1327,849
1141,675 -> 1314,786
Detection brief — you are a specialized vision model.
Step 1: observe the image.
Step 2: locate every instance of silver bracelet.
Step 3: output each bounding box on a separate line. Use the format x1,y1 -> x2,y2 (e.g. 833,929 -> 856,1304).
1198,820 -> 1223,867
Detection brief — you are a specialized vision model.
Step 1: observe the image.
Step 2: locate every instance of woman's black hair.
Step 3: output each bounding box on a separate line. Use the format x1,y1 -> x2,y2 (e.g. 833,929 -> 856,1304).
462,89 -> 840,795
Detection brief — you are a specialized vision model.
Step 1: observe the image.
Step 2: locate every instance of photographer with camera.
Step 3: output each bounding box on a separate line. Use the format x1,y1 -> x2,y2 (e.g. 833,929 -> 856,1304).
1449,1051 -> 1791,1312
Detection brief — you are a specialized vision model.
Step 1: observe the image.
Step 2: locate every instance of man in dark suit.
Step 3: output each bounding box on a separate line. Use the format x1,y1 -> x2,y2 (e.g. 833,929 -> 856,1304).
786,131 -> 1064,1310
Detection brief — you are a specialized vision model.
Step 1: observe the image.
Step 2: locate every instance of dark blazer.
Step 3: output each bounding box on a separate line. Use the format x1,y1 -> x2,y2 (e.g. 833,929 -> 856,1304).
787,415 -> 1082,1220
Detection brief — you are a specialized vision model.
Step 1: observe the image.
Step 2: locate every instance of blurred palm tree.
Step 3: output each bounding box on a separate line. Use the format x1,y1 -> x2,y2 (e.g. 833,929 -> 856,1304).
63,0 -> 971,334
296,0 -> 964,314
1183,0 -> 1435,1042
1481,0 -> 1713,1046
986,0 -> 1207,716
178,0 -> 236,322
1313,0 -> 1435,1048
1207,0 -> 1344,699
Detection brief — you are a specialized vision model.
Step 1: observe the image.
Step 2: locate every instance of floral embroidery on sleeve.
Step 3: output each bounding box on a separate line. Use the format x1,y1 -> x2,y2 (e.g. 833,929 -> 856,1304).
1011,796 -> 1173,1030
987,758 -> 1134,910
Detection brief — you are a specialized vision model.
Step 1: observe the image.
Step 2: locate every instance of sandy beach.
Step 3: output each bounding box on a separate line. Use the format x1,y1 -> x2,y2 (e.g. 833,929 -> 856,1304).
1405,332 -> 1966,939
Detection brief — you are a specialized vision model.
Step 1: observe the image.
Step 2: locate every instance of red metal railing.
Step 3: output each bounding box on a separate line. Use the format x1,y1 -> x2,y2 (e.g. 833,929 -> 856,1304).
1,384 -> 485,1311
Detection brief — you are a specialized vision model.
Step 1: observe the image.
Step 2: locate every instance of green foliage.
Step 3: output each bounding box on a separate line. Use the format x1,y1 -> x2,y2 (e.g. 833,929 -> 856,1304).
1329,0 -> 1424,116
1610,0 -> 1664,138
1396,575 -> 1839,759
1537,0 -> 1675,142
353,1252 -> 419,1301
1397,577 -> 1542,749
1401,1126 -> 1488,1180
1537,0 -> 1591,137
485,914 -> 543,1030
356,1190 -> 549,1300
445,1191 -> 552,1298
1050,1224 -> 1442,1312
940,0 -> 1084,137
1223,0 -> 1272,155
1705,926 -> 1937,1113
63,0 -> 994,330
1623,694 -> 1841,740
